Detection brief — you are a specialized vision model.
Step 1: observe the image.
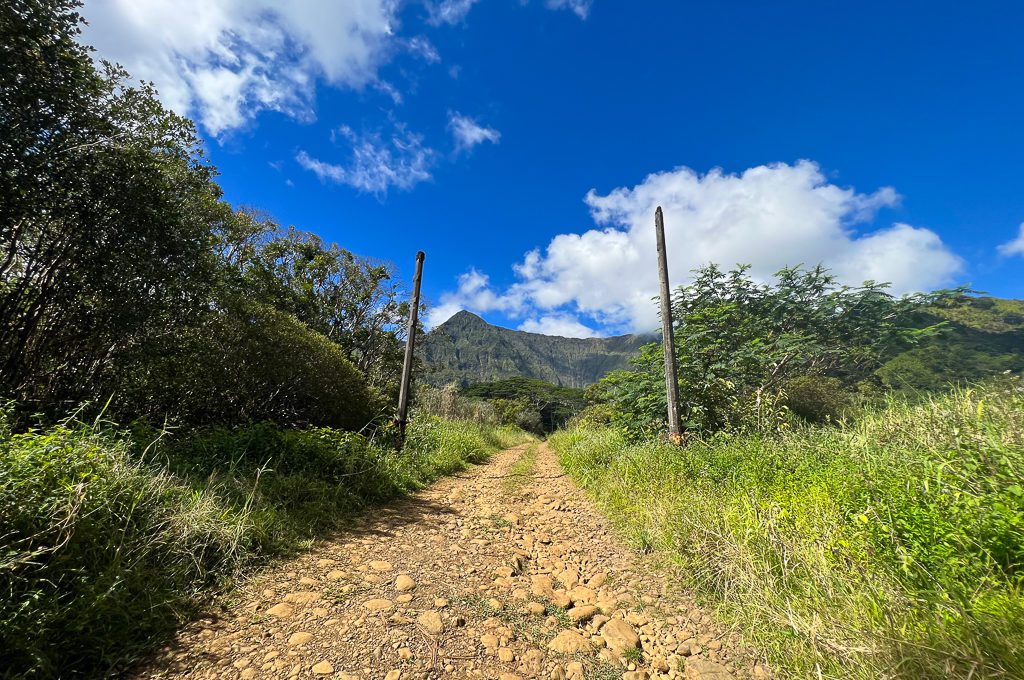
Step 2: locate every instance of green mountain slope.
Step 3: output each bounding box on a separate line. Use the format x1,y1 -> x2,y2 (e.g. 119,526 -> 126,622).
878,296 -> 1024,391
419,311 -> 651,387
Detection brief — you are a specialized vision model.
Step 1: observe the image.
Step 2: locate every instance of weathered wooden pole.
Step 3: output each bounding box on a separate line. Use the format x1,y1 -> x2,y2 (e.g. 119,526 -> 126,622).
655,207 -> 683,441
396,251 -> 425,445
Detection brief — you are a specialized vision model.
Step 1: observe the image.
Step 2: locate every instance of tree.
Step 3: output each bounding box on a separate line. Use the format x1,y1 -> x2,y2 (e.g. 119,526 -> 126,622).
596,264 -> 955,436
1,0 -> 225,414
215,210 -> 410,394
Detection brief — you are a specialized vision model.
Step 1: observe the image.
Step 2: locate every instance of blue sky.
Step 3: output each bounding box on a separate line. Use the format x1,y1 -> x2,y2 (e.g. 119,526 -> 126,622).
84,0 -> 1024,337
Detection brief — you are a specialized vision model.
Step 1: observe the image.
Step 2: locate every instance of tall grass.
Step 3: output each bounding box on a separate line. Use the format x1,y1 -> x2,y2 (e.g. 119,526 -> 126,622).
0,410 -> 527,677
550,380 -> 1024,678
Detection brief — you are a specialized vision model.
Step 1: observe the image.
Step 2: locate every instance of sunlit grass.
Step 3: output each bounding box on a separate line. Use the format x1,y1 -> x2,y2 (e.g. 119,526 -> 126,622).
551,379 -> 1024,679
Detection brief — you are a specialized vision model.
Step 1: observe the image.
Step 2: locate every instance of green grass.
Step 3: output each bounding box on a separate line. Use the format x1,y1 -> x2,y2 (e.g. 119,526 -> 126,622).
0,410 -> 528,677
503,443 -> 539,492
550,379 -> 1024,679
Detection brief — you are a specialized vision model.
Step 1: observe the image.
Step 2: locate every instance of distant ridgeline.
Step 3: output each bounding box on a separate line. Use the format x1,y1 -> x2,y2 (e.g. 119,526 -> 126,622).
879,296 -> 1024,391
418,311 -> 652,388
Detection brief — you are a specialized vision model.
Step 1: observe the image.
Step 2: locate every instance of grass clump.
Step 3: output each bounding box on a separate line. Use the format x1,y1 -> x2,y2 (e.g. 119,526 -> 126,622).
550,379 -> 1024,679
0,410 -> 527,677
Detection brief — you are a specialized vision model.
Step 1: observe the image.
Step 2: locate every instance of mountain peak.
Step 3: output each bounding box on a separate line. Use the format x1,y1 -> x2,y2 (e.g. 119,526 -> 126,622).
439,310 -> 488,328
419,310 -> 651,388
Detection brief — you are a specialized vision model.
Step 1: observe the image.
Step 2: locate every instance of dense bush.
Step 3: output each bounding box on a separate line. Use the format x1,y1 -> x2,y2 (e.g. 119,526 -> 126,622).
781,374 -> 851,423
551,379 -> 1024,679
117,301 -> 383,430
595,264 -> 953,437
0,411 -> 527,677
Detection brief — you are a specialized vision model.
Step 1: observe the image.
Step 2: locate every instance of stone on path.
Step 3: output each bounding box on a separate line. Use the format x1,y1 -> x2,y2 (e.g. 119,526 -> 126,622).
395,574 -> 416,591
370,560 -> 394,572
265,602 -> 294,618
416,610 -> 444,636
602,618 -> 641,659
684,659 -> 735,679
311,660 -> 334,675
287,632 -> 313,646
548,629 -> 592,655
364,598 -> 395,612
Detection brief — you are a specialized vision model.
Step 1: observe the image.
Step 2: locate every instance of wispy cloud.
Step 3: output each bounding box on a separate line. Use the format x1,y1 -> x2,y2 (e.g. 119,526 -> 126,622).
448,112 -> 501,153
545,0 -> 593,19
998,223 -> 1024,257
296,125 -> 434,195
426,0 -> 479,26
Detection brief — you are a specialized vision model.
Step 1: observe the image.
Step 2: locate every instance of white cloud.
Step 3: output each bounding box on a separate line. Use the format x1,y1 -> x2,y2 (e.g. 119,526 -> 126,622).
425,269 -> 522,329
434,161 -> 964,335
406,36 -> 441,64
519,314 -> 599,338
426,0 -> 479,25
545,0 -> 593,19
296,125 -> 434,194
81,0 -> 399,135
998,223 -> 1024,257
448,112 -> 501,153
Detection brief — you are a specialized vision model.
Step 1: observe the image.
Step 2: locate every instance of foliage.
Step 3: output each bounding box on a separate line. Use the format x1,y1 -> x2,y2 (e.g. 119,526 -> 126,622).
215,211 -> 410,395
0,410 -> 527,677
877,296 -> 1024,393
0,1 -> 414,430
596,264 -> 954,436
114,300 -> 384,431
462,377 -> 586,433
781,374 -> 851,423
1,0 -> 225,417
413,383 -> 498,424
552,378 -> 1024,679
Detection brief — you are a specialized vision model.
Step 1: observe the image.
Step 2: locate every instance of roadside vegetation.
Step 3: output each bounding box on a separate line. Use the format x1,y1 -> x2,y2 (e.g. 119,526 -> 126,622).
553,382 -> 1024,678
564,264 -> 1024,678
0,3 -> 528,677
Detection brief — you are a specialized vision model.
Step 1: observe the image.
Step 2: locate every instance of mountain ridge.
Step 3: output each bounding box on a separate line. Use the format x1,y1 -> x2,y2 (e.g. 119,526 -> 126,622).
418,311 -> 652,388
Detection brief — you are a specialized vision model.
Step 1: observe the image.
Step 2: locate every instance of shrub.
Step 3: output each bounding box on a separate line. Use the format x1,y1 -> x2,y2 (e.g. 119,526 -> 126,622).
117,301 -> 384,430
782,375 -> 851,423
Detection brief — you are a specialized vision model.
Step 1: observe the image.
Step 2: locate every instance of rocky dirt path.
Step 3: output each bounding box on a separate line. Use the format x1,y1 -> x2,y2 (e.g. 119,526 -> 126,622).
137,443 -> 766,680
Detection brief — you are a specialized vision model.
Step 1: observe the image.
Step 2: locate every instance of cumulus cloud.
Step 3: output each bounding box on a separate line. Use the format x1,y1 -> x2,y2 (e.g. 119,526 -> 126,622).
81,0 -> 401,135
998,223 -> 1024,257
296,125 -> 434,194
448,113 -> 501,153
518,314 -> 599,338
434,161 -> 964,336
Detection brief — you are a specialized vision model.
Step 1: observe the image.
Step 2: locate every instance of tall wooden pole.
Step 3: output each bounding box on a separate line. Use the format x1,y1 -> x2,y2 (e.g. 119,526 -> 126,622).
655,207 -> 683,440
396,251 -> 425,444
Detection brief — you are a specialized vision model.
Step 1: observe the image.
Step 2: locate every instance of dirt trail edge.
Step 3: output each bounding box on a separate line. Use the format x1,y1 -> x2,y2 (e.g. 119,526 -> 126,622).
137,443 -> 766,680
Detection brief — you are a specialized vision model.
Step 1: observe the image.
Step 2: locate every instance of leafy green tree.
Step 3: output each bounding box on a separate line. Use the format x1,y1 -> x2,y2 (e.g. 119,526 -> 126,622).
597,264 -> 954,435
215,210 -> 410,394
462,377 -> 585,433
1,0 -> 225,414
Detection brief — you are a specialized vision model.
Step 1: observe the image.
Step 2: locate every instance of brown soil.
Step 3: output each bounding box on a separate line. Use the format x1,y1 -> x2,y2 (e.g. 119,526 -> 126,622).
134,443 -> 766,680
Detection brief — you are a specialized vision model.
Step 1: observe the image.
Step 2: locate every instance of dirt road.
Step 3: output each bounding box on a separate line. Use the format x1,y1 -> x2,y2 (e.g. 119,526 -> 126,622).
137,443 -> 763,680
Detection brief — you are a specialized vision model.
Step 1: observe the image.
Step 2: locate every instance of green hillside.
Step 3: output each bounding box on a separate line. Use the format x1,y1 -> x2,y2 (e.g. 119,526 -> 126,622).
879,296 -> 1024,391
419,310 -> 652,387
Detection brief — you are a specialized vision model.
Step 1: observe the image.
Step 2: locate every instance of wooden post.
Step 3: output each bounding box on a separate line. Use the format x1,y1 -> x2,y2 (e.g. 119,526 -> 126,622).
655,207 -> 683,440
396,251 -> 425,445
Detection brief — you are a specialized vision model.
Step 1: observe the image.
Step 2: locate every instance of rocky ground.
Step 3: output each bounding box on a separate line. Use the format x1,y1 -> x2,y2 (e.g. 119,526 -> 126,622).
135,443 -> 767,680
